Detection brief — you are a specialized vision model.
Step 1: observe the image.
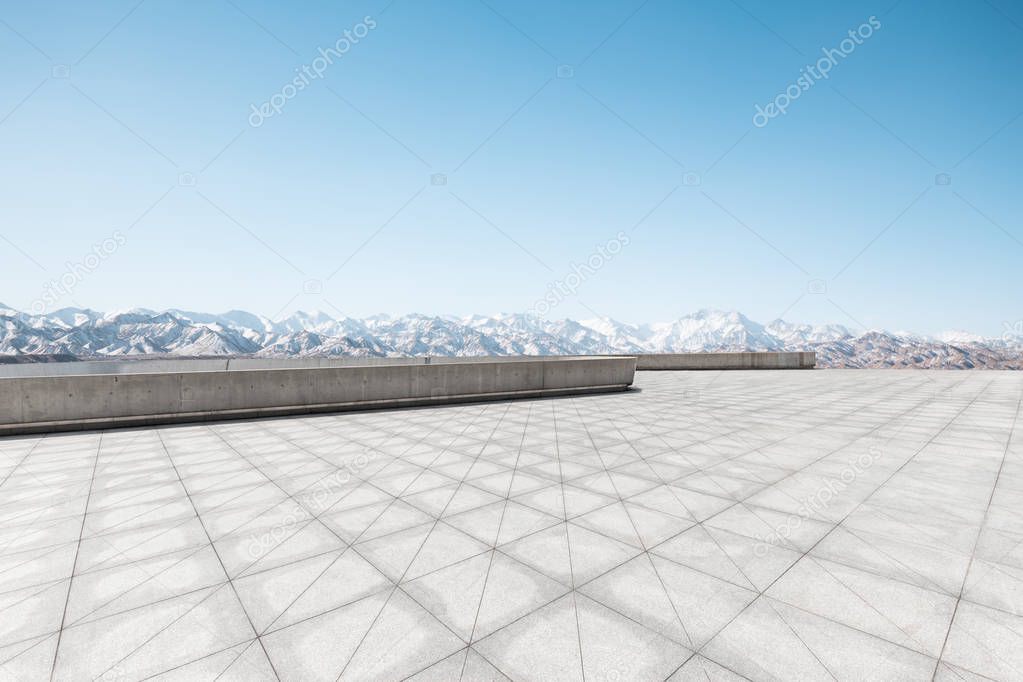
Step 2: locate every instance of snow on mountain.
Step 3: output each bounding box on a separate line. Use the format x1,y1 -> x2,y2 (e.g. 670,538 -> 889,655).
647,310 -> 782,352
258,331 -> 389,357
0,306 -> 1019,369
368,314 -> 509,356
765,319 -> 852,345
933,329 -> 987,344
578,317 -> 650,351
45,307 -> 104,330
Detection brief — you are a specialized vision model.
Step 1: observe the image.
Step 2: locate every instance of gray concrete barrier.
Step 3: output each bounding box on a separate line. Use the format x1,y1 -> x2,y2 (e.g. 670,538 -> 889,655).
0,356 -> 636,435
634,352 -> 815,370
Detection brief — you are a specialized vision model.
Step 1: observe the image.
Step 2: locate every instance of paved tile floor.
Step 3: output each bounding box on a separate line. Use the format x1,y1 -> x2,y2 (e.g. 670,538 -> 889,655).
0,369 -> 1021,681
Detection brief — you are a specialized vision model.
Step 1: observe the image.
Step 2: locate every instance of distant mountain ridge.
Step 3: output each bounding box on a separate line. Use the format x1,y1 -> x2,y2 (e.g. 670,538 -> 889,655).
0,305 -> 1020,369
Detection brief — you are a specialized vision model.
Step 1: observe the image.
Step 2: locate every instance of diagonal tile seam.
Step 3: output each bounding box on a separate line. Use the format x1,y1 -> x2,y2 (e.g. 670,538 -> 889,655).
256,581 -> 397,639
460,588 -> 705,682
614,374 -> 969,559
0,496 -> 666,616
398,645 -> 505,681
591,376 -> 825,455
0,434 -> 46,491
0,432 -> 182,555
2,580 -> 227,651
454,585 -> 697,678
191,404 -> 440,482
47,432 -> 102,681
689,374 -> 946,467
83,480 -> 274,529
597,394 -> 851,549
61,541 -> 226,629
183,411 -> 464,556
134,636 -> 265,682
893,363 -> 1023,451
929,660 -> 987,682
853,504 -> 982,559
189,432 -> 382,496
95,582 -> 255,681
760,595 -> 842,681
156,430 -> 283,682
74,460 -> 305,545
218,403 -> 505,581
0,531 -> 85,582
1,531 -> 212,633
413,411 -> 928,576
0,480 -> 92,555
457,402 -> 537,678
213,401 -> 490,512
572,396 -> 776,593
0,632 -> 56,679
209,423 -> 392,490
647,385 -> 845,477
609,373 -> 940,509
549,398 -> 588,682
813,484 -> 1008,595
773,554 -> 944,656
798,525 -> 1013,613
567,399 -> 698,650
335,403 -> 518,680
61,463 -> 333,578
934,605 -> 1023,681
932,390 -> 1023,680
203,401 -> 513,645
6,376 -> 1014,678
572,374 -> 947,571
660,376 -> 997,678
261,410 -> 449,459
765,587 -> 1020,682
961,539 -> 1023,607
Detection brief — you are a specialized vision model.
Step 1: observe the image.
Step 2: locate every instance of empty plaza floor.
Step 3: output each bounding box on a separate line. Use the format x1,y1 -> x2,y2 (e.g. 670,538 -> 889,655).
0,369 -> 1021,681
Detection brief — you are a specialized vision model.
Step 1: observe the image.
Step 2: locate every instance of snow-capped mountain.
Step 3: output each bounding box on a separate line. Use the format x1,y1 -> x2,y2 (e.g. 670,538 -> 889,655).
647,310 -> 782,352
0,305 -> 1019,369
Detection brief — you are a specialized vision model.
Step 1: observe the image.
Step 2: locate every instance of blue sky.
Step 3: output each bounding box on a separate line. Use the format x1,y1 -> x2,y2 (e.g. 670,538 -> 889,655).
1,0 -> 1020,335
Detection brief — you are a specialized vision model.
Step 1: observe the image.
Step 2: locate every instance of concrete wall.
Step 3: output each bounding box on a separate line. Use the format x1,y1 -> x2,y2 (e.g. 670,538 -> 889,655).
0,356 -> 636,435
0,355 -> 626,378
634,352 -> 815,370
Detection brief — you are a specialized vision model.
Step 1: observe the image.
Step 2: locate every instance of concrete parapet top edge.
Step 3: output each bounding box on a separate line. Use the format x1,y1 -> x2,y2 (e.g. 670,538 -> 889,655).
0,355 -> 637,434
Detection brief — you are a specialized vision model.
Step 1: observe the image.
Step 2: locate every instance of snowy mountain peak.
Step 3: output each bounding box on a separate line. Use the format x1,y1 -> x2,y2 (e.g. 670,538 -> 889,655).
0,305 -> 1018,369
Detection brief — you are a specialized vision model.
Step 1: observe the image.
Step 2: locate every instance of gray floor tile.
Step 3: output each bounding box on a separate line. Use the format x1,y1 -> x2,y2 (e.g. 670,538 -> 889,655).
941,600 -> 1023,680
1,370 -> 1020,679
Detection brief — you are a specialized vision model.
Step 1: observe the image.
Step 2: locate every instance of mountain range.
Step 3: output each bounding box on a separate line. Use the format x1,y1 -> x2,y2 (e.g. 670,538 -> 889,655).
0,305 -> 1020,369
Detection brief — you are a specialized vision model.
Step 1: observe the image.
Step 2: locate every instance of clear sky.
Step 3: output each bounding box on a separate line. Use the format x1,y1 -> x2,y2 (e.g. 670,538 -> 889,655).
1,0 -> 1020,335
